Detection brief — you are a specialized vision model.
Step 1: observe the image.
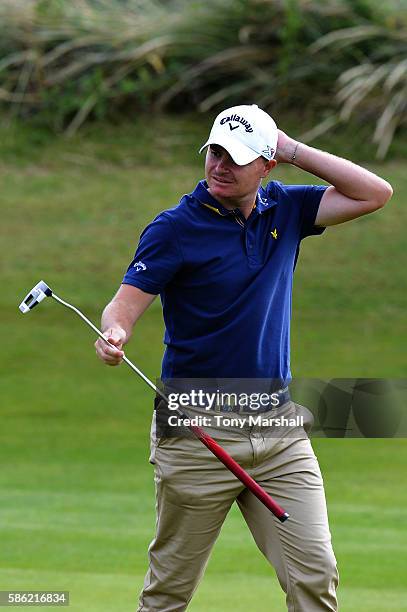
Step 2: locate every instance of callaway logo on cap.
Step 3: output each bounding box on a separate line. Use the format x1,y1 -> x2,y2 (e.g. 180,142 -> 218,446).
199,104 -> 278,166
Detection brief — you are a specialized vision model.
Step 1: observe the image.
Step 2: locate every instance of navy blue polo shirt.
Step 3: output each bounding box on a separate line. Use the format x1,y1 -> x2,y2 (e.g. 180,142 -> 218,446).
123,179 -> 327,385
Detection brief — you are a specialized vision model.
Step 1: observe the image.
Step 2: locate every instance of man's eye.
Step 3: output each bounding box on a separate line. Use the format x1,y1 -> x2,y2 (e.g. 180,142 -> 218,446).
210,147 -> 221,157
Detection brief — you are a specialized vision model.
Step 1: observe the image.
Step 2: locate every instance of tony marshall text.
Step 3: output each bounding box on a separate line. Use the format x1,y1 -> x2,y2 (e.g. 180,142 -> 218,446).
167,415 -> 304,429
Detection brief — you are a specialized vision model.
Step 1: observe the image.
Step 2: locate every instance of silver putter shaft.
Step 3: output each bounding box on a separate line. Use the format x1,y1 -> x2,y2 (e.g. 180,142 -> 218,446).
19,280 -> 166,401
18,280 -> 289,521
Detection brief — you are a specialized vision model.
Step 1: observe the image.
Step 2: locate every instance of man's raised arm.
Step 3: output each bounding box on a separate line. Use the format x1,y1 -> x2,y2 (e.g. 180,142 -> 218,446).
275,130 -> 393,227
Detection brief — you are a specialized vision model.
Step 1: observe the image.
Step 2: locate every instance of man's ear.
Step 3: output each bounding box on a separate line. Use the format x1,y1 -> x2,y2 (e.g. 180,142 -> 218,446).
261,158 -> 277,178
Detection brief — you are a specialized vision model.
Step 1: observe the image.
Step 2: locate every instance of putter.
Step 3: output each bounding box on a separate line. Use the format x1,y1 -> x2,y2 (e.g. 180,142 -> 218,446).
19,280 -> 289,522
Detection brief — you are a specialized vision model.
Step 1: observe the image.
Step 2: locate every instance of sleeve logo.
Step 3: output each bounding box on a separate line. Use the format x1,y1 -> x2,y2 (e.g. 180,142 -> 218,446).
133,261 -> 147,272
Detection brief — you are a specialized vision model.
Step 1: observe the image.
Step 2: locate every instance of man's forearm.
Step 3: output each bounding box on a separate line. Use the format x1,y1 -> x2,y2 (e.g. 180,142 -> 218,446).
101,300 -> 135,343
101,285 -> 157,343
279,139 -> 392,205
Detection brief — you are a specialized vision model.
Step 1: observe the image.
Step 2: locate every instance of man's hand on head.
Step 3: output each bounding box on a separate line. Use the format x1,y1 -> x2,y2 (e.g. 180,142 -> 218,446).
275,130 -> 299,164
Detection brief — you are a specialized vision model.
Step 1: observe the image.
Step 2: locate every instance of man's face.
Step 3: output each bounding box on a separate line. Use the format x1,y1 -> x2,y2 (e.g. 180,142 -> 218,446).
205,144 -> 274,204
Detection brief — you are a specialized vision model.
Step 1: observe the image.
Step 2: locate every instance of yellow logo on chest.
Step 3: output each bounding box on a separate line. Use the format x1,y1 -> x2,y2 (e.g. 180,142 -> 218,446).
270,228 -> 278,240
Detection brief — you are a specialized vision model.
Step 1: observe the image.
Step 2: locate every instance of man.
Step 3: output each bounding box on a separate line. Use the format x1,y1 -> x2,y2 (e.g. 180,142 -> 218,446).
95,104 -> 392,611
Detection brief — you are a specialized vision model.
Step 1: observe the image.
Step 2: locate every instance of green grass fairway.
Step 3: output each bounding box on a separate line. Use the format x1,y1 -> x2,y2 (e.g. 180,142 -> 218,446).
1,118 -> 406,611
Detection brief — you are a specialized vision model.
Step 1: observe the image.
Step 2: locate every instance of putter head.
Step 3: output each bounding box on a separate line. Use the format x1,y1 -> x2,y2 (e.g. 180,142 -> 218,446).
19,280 -> 53,313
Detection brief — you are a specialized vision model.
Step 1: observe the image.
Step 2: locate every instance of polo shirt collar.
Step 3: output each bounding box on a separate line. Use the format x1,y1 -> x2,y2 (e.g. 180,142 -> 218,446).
193,180 -> 277,217
194,180 -> 234,216
256,186 -> 278,213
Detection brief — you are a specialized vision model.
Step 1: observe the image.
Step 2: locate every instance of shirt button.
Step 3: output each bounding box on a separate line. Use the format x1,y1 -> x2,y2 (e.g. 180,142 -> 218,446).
248,243 -> 253,249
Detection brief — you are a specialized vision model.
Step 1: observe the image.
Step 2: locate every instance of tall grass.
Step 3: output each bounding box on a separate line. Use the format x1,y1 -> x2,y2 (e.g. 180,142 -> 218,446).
0,0 -> 180,132
0,0 -> 405,157
309,21 -> 407,158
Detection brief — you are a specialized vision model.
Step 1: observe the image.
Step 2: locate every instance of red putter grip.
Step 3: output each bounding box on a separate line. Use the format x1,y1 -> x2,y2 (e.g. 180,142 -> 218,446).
190,425 -> 289,523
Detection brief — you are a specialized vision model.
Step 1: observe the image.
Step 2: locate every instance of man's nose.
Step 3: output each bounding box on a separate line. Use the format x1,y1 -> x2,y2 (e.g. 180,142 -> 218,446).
216,154 -> 231,172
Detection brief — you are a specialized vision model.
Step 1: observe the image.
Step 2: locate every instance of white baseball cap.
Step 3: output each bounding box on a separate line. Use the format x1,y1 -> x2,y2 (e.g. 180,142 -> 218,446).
199,104 -> 278,166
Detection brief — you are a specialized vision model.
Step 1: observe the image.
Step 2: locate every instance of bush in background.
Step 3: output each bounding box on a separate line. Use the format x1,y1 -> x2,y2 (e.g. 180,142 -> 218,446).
0,0 -> 405,157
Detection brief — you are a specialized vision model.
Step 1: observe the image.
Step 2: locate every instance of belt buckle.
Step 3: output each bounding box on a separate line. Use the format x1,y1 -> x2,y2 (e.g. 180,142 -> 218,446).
222,404 -> 236,413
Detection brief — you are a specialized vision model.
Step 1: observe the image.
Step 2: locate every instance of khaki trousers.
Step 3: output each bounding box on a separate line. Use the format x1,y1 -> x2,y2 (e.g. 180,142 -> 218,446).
138,401 -> 339,611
